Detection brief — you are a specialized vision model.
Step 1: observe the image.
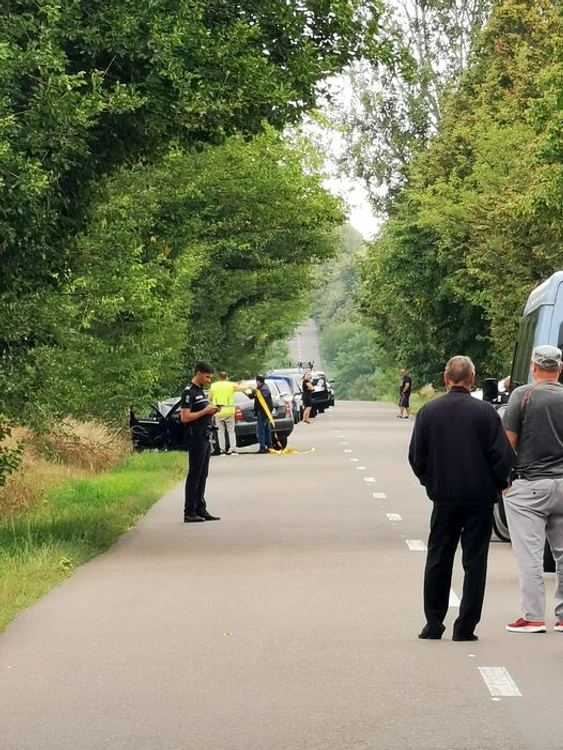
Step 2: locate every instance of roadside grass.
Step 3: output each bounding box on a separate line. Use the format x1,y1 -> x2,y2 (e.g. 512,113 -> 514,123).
408,393 -> 427,414
0,451 -> 186,632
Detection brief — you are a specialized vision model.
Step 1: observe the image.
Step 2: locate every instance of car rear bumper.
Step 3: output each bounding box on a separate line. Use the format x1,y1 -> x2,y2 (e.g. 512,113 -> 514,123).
235,418 -> 294,446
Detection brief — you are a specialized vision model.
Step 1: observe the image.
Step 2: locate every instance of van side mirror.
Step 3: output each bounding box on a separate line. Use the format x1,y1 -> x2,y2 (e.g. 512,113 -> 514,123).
483,378 -> 499,403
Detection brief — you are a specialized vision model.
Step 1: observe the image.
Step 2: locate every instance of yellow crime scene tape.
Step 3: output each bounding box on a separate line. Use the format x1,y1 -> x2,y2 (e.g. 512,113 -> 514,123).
254,388 -> 315,455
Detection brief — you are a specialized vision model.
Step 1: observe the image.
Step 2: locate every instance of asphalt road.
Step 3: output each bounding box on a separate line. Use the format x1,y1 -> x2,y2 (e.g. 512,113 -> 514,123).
288,319 -> 321,370
1,399 -> 562,749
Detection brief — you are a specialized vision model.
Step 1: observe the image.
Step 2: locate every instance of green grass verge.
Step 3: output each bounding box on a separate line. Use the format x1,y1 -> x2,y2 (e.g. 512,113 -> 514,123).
0,451 -> 186,632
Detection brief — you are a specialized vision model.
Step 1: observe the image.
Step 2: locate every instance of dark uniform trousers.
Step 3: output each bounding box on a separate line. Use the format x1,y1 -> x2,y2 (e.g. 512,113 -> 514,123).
184,438 -> 211,518
424,503 -> 493,636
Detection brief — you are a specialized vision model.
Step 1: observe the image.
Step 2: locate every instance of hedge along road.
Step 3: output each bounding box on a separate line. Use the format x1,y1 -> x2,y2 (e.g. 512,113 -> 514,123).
1,402 -> 562,749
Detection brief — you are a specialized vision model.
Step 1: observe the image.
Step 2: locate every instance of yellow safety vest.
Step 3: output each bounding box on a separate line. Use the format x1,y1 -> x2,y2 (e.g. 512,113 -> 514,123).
209,380 -> 236,417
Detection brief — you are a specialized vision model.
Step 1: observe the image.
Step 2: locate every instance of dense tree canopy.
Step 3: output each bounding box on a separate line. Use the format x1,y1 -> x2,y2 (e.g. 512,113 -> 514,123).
1,0 -> 382,289
0,0 -> 388,440
2,129 -> 344,422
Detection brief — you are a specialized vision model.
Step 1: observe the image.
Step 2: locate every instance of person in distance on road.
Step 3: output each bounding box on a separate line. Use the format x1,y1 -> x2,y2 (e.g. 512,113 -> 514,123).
301,371 -> 315,424
397,368 -> 412,419
503,345 -> 563,633
408,356 -> 513,641
180,361 -> 222,523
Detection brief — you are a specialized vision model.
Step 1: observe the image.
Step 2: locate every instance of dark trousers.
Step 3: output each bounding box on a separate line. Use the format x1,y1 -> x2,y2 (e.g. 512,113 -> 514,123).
256,412 -> 272,451
424,503 -> 493,636
184,439 -> 211,517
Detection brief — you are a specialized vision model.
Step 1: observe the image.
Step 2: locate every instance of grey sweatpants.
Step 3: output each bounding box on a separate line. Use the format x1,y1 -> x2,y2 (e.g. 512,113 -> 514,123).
215,415 -> 236,454
504,478 -> 563,621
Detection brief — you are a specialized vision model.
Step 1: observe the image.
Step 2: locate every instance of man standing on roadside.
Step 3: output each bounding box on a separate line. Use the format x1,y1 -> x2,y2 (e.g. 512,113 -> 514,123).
503,345 -> 563,633
409,356 -> 513,641
247,375 -> 273,454
180,361 -> 221,523
209,371 -> 239,456
397,368 -> 412,419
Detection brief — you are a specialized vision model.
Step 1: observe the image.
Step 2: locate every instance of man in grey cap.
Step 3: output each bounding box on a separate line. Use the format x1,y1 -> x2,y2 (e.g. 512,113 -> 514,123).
503,344 -> 563,633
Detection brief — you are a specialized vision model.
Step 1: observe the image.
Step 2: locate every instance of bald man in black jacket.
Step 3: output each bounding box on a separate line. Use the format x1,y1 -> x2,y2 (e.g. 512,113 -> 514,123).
409,356 -> 513,641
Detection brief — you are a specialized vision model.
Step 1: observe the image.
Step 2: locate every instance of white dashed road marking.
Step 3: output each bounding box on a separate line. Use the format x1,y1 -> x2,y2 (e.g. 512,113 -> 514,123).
373,492 -> 387,499
406,539 -> 427,551
350,458 -> 358,462
364,477 -> 376,484
386,513 -> 402,522
478,667 -> 522,698
357,466 -> 366,470
344,449 -> 352,453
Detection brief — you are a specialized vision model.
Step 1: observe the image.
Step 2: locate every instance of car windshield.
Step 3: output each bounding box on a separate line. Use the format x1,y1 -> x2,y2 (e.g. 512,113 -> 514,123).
272,381 -> 290,397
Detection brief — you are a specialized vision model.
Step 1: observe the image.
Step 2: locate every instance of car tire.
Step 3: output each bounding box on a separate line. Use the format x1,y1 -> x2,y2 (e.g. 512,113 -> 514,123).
492,500 -> 510,542
210,428 -> 220,456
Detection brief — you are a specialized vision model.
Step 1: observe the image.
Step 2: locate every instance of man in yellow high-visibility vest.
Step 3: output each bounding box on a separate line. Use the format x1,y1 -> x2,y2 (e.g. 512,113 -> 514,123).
209,371 -> 240,455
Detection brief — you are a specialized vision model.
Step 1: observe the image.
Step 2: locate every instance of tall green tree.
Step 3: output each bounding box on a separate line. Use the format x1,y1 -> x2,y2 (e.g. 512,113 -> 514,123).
359,0 -> 563,384
0,0 -> 384,397
335,0 -> 492,211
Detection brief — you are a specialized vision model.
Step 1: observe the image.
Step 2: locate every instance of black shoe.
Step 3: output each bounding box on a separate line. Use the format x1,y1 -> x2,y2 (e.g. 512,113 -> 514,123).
418,624 -> 445,640
199,511 -> 221,521
184,514 -> 206,523
452,633 -> 478,642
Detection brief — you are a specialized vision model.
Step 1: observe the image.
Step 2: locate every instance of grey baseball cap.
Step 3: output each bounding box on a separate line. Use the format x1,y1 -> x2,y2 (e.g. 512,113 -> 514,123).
531,345 -> 562,370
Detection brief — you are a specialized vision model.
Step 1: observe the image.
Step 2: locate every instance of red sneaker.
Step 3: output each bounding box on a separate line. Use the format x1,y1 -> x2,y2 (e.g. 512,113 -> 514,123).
506,618 -> 546,633
554,622 -> 563,632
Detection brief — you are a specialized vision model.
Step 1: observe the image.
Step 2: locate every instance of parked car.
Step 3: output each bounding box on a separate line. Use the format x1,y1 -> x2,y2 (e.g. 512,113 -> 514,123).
268,367 -> 334,419
130,378 -> 294,453
266,371 -> 303,423
129,398 -> 184,451
213,379 -> 294,453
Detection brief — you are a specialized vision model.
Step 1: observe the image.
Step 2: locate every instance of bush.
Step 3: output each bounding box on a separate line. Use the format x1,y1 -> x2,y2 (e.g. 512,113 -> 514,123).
0,418 -> 23,489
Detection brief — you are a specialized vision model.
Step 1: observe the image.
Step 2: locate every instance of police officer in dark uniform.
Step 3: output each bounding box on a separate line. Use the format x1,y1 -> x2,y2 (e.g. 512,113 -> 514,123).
180,361 -> 221,523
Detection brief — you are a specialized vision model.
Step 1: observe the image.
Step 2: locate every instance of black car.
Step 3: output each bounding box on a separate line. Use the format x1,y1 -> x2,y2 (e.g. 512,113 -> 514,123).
129,398 -> 185,452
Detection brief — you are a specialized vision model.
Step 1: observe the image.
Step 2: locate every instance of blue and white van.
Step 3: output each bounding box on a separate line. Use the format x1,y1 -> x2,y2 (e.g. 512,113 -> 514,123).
487,271 -> 563,560
510,271 -> 563,388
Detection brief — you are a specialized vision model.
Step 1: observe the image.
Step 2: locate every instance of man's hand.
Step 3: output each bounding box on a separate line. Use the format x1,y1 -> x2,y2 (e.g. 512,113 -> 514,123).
204,404 -> 221,415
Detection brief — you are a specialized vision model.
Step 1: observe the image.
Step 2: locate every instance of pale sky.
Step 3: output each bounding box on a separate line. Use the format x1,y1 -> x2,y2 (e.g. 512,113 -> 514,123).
324,175 -> 380,240
313,74 -> 381,241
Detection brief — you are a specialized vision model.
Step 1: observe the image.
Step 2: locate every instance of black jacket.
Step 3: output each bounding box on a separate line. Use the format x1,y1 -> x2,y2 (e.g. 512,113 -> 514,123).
408,387 -> 514,505
247,382 -> 273,417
